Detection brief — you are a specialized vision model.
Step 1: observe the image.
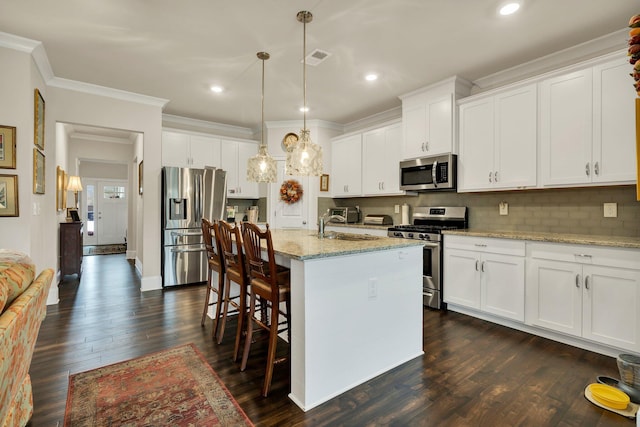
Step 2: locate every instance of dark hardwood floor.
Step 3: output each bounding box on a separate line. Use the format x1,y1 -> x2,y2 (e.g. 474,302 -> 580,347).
29,254 -> 632,426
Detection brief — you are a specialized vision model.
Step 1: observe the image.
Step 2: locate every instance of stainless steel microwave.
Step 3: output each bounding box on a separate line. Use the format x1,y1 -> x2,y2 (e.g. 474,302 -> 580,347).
399,153 -> 457,191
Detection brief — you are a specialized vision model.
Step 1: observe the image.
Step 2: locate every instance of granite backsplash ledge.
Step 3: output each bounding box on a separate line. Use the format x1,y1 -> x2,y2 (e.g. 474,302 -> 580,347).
318,185 -> 640,237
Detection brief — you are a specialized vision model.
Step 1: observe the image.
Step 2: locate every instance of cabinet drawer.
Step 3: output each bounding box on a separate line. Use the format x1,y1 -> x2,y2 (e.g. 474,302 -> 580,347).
528,242 -> 640,270
444,235 -> 525,256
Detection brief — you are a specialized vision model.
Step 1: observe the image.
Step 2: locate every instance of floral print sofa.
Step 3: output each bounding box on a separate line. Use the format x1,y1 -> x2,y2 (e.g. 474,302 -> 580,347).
0,250 -> 53,427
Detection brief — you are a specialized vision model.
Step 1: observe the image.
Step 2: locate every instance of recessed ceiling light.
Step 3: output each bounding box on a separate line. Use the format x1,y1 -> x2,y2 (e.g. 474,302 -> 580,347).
299,106 -> 309,113
365,73 -> 378,82
210,85 -> 223,93
499,2 -> 521,16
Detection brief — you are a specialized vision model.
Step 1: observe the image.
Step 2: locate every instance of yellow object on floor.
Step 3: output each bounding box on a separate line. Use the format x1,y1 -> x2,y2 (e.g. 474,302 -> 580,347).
585,384 -> 638,419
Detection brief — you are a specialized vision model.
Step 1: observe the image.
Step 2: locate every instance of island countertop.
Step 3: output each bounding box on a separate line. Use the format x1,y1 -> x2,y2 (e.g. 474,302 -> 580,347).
268,229 -> 423,260
442,229 -> 640,249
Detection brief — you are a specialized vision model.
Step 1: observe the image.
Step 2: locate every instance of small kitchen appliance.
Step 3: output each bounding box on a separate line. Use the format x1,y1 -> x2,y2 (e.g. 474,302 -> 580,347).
388,206 -> 467,309
328,207 -> 360,223
399,153 -> 457,191
363,214 -> 393,226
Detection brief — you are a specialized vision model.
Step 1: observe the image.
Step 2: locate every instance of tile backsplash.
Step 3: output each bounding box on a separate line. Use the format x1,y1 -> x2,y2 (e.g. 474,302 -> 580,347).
319,185 -> 640,237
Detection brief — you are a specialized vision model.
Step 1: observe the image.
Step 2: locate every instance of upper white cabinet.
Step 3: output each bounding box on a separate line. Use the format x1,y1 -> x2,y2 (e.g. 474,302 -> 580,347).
331,134 -> 362,197
400,77 -> 471,160
161,130 -> 221,169
540,53 -> 636,187
362,123 -> 404,196
458,84 -> 537,192
220,139 -> 259,199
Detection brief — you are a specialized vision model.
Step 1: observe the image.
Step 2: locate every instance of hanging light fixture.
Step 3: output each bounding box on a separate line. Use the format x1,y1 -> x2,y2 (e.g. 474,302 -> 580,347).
247,52 -> 277,183
286,10 -> 323,176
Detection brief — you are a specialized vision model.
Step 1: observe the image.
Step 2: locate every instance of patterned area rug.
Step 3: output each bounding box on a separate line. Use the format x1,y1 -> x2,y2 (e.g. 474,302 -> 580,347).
64,344 -> 254,426
83,244 -> 127,256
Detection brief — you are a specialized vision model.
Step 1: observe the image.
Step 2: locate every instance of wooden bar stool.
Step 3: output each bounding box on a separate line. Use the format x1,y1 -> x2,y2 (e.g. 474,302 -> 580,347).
241,222 -> 291,397
216,220 -> 249,362
200,219 -> 225,340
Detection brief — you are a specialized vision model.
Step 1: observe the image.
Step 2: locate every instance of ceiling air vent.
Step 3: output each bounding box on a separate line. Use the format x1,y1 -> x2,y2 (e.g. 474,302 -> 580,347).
304,49 -> 332,66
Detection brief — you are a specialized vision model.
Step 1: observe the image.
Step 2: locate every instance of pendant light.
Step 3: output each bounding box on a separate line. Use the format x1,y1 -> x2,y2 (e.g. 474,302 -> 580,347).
247,52 -> 277,183
286,10 -> 323,176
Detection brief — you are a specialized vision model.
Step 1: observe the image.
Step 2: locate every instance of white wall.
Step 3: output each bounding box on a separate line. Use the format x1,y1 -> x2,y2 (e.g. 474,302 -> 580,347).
79,161 -> 128,180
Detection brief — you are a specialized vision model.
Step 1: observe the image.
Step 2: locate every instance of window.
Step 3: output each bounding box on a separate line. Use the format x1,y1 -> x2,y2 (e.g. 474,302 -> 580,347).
103,186 -> 126,199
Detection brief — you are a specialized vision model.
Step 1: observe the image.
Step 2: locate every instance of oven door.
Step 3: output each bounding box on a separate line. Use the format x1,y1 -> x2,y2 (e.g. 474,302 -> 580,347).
422,241 -> 442,309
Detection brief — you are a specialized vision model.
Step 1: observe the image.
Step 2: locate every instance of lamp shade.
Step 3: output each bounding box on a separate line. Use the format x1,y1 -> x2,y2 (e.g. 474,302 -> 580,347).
66,175 -> 83,192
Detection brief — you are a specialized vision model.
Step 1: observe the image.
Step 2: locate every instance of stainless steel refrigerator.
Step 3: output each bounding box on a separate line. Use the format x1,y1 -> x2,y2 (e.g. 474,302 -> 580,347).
161,166 -> 227,287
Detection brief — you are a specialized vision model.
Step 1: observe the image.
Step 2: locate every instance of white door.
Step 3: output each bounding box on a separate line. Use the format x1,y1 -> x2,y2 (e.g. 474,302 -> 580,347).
269,160 -> 309,229
84,180 -> 128,245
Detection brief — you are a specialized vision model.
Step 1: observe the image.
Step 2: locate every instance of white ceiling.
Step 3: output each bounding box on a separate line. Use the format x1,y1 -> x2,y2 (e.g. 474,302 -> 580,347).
1,1 -> 637,130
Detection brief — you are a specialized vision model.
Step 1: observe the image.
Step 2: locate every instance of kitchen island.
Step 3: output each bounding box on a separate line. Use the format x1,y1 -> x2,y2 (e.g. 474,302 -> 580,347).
266,229 -> 424,411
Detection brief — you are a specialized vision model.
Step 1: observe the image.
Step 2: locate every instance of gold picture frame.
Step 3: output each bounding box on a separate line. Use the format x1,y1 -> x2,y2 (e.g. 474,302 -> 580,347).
0,174 -> 19,217
56,166 -> 67,211
33,148 -> 45,194
34,88 -> 45,150
320,174 -> 329,192
0,126 -> 16,169
138,160 -> 143,195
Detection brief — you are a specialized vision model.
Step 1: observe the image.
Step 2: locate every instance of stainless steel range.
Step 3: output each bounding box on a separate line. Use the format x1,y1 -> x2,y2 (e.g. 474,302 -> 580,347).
388,206 -> 467,310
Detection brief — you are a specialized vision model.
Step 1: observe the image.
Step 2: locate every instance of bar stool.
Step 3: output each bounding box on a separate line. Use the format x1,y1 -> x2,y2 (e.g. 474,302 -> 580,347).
201,218 -> 225,340
216,220 -> 249,362
241,222 -> 291,397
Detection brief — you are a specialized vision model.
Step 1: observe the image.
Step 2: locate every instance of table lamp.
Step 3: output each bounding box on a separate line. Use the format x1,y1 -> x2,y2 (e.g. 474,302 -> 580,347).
66,175 -> 83,209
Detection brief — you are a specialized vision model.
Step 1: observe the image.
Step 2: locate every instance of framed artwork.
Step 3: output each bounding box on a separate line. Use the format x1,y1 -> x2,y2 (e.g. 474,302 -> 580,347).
56,166 -> 67,211
138,160 -> 143,195
34,88 -> 45,150
320,174 -> 330,192
69,208 -> 80,222
0,174 -> 19,217
33,148 -> 45,194
0,126 -> 16,169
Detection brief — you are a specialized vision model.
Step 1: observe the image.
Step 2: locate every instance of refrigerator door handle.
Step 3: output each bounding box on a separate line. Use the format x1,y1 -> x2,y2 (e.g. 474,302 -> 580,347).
171,246 -> 206,253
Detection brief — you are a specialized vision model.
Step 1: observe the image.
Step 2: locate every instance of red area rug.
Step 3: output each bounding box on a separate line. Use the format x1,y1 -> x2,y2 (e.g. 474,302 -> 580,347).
64,343 -> 253,426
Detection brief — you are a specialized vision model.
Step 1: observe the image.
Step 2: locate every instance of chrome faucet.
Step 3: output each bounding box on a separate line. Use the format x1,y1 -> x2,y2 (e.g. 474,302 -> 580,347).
318,211 -> 346,238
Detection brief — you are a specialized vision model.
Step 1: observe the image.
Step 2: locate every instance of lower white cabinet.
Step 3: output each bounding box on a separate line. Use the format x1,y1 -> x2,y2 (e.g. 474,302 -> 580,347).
444,236 -> 525,322
526,243 -> 640,352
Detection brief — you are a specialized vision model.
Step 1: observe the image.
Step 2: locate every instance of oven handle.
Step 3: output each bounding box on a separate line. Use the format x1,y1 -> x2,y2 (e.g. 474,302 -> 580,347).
422,242 -> 440,249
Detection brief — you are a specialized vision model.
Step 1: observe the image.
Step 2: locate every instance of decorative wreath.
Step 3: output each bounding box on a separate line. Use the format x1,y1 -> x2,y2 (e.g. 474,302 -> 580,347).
280,179 -> 303,204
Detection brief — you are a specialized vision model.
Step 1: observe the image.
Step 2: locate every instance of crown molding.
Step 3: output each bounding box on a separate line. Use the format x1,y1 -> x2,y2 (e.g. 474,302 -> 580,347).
0,32 -> 54,82
343,106 -> 402,134
162,114 -> 254,138
49,77 -> 169,108
264,119 -> 344,132
473,28 -> 629,92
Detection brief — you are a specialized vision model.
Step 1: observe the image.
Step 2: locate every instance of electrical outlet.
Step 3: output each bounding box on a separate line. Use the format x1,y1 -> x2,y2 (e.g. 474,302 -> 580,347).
499,202 -> 508,216
604,203 -> 617,218
394,204 -> 400,214
368,278 -> 378,300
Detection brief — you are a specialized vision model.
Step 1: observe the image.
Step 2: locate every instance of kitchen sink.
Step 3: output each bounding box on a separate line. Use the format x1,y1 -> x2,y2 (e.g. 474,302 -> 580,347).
316,232 -> 381,241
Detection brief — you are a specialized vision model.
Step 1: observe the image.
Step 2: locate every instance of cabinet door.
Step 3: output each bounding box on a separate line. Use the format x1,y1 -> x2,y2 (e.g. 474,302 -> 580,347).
540,69 -> 593,186
162,131 -> 190,167
494,84 -> 537,189
480,253 -> 525,321
220,141 -> 239,197
526,258 -> 582,336
583,265 -> 640,352
592,58 -> 637,184
236,141 -> 258,198
402,103 -> 428,160
426,95 -> 453,156
362,124 -> 402,195
443,248 -> 481,309
332,134 -> 362,197
189,135 -> 221,169
458,98 -> 494,191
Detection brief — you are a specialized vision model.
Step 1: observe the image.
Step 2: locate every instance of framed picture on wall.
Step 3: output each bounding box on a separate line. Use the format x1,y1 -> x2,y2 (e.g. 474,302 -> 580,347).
34,88 -> 45,150
0,174 -> 19,217
320,174 -> 329,192
33,148 -> 45,194
56,166 -> 67,211
0,126 -> 16,169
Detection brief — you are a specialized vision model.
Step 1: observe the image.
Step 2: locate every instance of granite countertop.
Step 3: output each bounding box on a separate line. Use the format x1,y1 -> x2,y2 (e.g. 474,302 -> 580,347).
269,229 -> 422,260
442,229 -> 640,249
323,222 -> 392,230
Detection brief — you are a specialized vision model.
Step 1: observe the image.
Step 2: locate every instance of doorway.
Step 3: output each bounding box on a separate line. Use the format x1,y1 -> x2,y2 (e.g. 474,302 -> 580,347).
83,179 -> 128,245
269,160 -> 309,229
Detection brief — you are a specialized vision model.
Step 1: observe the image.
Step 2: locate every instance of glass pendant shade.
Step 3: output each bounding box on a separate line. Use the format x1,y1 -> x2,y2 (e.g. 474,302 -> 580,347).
247,51 -> 277,183
286,10 -> 323,177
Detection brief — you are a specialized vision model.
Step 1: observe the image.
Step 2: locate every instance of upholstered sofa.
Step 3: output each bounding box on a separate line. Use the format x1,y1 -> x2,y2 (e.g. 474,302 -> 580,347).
0,250 -> 53,427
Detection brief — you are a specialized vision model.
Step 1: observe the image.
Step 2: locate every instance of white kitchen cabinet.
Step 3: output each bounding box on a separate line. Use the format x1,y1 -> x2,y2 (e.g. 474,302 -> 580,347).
444,236 -> 525,322
331,134 -> 362,197
362,123 -> 404,196
400,77 -> 471,160
540,53 -> 636,187
527,242 -> 640,352
161,130 -> 220,168
220,139 -> 259,199
458,84 -> 537,192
